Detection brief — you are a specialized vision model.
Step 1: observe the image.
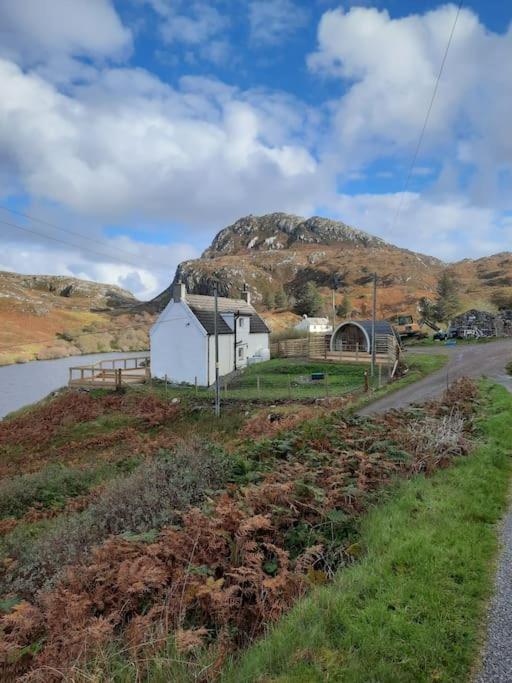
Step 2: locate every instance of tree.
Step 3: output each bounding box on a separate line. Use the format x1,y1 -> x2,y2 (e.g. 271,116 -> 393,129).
434,272 -> 460,322
336,291 -> 351,319
418,296 -> 437,321
295,282 -> 323,317
262,290 -> 275,310
274,288 -> 288,309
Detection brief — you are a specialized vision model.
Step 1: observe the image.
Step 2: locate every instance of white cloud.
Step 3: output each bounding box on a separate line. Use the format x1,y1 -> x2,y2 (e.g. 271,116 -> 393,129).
160,3 -> 228,45
249,0 -> 309,45
142,0 -> 231,64
329,192 -> 508,261
0,58 -> 322,231
0,221 -> 198,299
0,0 -> 131,66
309,5 -> 512,210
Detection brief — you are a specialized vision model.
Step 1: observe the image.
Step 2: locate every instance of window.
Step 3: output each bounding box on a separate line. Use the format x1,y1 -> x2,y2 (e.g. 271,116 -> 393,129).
239,317 -> 245,327
238,347 -> 244,360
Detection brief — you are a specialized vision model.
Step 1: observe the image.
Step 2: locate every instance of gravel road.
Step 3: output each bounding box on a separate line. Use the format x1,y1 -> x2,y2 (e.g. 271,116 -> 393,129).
358,338 -> 512,416
477,509 -> 512,683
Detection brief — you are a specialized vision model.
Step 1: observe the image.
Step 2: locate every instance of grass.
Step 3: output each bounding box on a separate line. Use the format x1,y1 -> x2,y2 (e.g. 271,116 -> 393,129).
158,359 -> 369,402
222,382 -> 512,683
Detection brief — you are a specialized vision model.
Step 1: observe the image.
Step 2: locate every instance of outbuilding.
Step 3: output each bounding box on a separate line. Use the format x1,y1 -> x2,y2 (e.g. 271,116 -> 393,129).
330,320 -> 400,355
150,282 -> 270,386
294,315 -> 333,334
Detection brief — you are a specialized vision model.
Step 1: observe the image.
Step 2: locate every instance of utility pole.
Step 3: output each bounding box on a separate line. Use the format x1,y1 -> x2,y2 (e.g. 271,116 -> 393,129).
371,272 -> 377,378
214,284 -> 221,417
332,288 -> 336,331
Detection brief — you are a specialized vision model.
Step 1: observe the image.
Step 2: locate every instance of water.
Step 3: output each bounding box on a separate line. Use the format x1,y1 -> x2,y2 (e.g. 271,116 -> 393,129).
0,352 -> 147,419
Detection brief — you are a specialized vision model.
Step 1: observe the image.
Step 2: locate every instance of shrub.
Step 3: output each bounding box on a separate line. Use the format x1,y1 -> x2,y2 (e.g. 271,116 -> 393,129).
2,443 -> 231,597
0,464 -> 110,519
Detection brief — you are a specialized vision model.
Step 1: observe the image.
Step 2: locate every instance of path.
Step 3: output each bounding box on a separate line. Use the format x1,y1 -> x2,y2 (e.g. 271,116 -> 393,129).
477,508 -> 512,682
358,338 -> 512,416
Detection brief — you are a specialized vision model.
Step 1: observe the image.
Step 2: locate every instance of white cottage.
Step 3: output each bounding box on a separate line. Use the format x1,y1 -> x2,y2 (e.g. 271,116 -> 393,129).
150,283 -> 270,386
294,315 -> 333,334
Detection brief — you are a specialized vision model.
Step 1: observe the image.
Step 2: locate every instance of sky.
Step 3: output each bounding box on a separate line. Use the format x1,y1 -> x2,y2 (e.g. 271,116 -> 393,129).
0,0 -> 511,300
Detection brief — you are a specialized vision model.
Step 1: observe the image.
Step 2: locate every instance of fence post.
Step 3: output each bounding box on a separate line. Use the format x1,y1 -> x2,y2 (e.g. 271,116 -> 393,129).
224,378 -> 228,398
364,370 -> 369,392
356,342 -> 359,361
257,375 -> 261,398
378,364 -> 382,389
68,368 -> 72,386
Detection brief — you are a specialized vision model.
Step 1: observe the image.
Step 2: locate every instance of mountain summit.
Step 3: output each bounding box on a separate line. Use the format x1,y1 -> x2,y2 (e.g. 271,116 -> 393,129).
158,212 -> 512,323
202,213 -> 390,257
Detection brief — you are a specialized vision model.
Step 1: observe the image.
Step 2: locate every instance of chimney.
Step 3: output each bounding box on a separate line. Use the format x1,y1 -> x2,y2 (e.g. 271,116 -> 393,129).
173,281 -> 187,302
241,283 -> 251,306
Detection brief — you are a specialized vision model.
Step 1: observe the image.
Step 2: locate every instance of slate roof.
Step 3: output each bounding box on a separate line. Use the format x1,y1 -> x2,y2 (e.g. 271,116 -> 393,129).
185,293 -> 270,336
250,314 -> 271,334
189,307 -> 233,335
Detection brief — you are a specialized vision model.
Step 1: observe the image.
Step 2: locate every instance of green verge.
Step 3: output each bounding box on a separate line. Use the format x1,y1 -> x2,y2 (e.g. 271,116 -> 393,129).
223,382 -> 512,683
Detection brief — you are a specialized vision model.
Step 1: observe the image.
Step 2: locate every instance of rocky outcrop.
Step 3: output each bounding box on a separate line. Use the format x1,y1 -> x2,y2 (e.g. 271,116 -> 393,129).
0,272 -> 137,310
202,213 -> 391,257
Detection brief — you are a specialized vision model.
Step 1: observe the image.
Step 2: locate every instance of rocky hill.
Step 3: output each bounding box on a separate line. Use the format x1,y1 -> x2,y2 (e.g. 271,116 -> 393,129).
0,272 -> 152,366
154,213 -> 512,326
0,272 -> 137,313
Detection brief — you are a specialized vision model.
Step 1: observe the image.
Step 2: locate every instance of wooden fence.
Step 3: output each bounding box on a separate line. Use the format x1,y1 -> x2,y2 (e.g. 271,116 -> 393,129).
68,355 -> 150,388
271,334 -> 398,365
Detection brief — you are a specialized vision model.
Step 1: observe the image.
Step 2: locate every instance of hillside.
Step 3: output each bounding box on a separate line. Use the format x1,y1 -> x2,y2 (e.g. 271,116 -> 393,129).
156,213 -> 512,322
0,272 -> 153,366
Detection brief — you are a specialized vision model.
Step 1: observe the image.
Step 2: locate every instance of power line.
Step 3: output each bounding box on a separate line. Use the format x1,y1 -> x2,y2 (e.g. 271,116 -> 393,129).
0,215 -> 170,274
391,0 -> 464,231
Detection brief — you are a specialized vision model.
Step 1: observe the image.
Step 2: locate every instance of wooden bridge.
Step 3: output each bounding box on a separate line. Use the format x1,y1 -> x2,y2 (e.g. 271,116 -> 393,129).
68,355 -> 150,389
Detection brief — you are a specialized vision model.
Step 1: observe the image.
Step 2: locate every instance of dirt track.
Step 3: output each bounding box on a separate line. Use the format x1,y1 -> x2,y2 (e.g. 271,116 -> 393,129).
358,339 -> 512,416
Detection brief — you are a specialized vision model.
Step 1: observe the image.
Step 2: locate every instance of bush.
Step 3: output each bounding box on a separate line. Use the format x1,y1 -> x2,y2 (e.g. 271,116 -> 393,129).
2,444 -> 231,598
0,464 -> 109,519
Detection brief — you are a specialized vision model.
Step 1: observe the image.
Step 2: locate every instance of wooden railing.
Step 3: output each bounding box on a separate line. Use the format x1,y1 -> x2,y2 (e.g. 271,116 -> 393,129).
68,355 -> 150,388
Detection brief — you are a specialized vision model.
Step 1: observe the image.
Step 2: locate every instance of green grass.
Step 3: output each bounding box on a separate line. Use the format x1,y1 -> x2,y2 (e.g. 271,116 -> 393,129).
222,382 -> 512,683
155,359 -> 368,402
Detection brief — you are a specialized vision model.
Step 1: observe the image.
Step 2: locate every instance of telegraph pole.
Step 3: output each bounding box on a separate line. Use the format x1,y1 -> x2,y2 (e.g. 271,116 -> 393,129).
332,288 -> 336,331
214,284 -> 221,417
371,272 -> 377,378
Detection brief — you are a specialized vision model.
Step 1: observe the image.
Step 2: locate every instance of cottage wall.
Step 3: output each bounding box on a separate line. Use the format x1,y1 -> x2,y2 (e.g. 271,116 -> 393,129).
150,300 -> 209,385
207,334 -> 235,385
247,332 -> 270,358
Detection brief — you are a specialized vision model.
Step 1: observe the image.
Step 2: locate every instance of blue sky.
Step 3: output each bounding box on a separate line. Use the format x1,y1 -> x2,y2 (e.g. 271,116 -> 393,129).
0,0 -> 511,298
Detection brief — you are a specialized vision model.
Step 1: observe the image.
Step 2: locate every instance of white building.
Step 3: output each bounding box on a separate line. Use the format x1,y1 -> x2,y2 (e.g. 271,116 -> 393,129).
294,315 -> 333,334
150,283 -> 270,386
